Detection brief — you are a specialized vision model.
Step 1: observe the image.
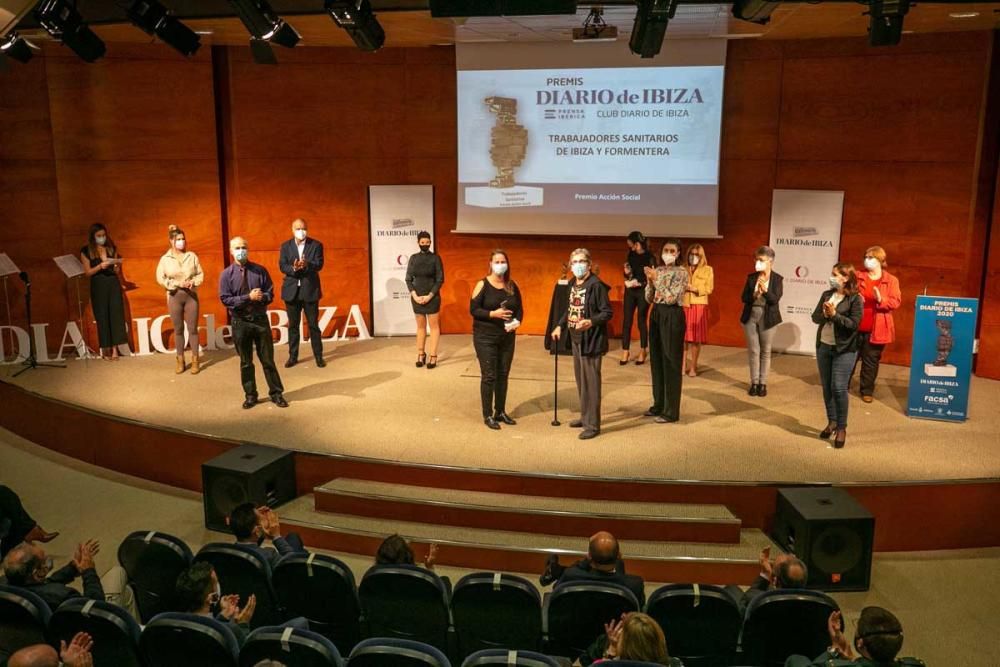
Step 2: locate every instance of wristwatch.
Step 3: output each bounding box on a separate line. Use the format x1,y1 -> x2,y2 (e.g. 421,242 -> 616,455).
485,96 -> 527,189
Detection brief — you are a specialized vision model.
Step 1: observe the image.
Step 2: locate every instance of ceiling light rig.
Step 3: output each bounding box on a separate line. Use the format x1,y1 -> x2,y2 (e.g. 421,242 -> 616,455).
573,6 -> 619,42
629,0 -> 678,59
1,31 -> 35,63
125,0 -> 201,57
34,0 -> 106,62
326,0 -> 385,52
227,0 -> 301,64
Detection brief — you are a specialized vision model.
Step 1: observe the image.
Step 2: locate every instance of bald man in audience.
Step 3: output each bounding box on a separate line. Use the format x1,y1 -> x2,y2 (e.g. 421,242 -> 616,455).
8,632 -> 93,667
730,546 -> 809,615
540,531 -> 646,607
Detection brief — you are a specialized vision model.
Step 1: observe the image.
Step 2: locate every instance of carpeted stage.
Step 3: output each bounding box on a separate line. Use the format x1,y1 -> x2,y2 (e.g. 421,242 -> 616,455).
3,335 -> 998,484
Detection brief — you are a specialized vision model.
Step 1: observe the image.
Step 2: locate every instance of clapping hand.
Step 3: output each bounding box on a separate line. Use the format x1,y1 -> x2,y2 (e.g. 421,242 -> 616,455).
219,594 -> 241,620
249,288 -> 263,302
758,547 -> 773,581
293,259 -> 306,271
643,266 -> 657,281
823,301 -> 836,318
828,611 -> 853,659
235,594 -> 256,625
873,286 -> 882,303
424,543 -> 439,569
59,632 -> 94,667
73,539 -> 100,572
257,506 -> 281,539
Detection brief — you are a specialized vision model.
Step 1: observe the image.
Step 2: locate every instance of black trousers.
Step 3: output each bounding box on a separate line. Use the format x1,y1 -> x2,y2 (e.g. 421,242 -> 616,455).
0,485 -> 37,559
649,304 -> 685,421
473,327 -> 516,417
90,273 -> 128,348
852,332 -> 886,397
233,312 -> 284,399
622,286 -> 650,350
286,298 -> 323,361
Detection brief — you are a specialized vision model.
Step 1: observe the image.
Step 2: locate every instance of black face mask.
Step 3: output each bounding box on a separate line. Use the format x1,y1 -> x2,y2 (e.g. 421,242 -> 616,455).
419,245 -> 431,253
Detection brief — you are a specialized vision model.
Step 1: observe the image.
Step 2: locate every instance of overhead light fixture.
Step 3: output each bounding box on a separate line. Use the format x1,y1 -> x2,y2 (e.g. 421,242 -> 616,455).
1,31 -> 34,63
227,0 -> 300,63
34,0 -> 106,62
630,0 -> 678,59
573,6 -> 618,42
326,0 -> 385,52
429,1 -> 577,17
731,0 -> 781,25
126,1 -> 201,57
867,0 -> 910,47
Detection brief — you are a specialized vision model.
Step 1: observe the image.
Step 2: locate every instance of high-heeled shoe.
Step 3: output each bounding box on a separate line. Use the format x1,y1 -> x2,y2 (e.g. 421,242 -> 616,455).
427,355 -> 438,369
619,352 -> 630,366
495,412 -> 517,425
484,416 -> 501,430
834,429 -> 846,449
819,421 -> 837,439
636,350 -> 647,366
415,353 -> 426,368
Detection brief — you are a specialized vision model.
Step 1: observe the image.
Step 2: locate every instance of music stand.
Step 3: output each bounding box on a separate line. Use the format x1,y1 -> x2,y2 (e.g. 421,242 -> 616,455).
0,253 -> 18,362
11,265 -> 66,377
52,254 -> 92,366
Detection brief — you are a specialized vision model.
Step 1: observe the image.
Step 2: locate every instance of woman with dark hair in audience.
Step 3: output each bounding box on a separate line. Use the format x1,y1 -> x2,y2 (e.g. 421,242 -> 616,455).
375,534 -> 438,571
470,249 -> 523,430
643,239 -> 688,424
406,231 -> 444,369
812,262 -> 863,449
682,243 -> 713,377
740,245 -> 783,397
156,225 -> 204,375
583,612 -> 683,666
621,231 -> 655,365
853,245 -> 902,403
80,223 -> 128,360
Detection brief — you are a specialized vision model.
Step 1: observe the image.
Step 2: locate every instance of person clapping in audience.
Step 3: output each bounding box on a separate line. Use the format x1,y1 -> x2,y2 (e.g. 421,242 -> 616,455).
785,606 -> 921,667
375,534 -> 438,572
8,632 -> 94,667
581,612 -> 683,666
729,546 -> 808,616
176,562 -> 256,646
540,531 -> 645,607
226,503 -> 307,567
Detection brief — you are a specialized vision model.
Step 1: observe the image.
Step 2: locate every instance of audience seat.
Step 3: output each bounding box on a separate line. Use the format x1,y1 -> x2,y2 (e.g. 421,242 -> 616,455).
272,552 -> 361,654
644,583 -> 741,667
195,543 -> 282,628
543,581 -> 640,658
348,637 -> 451,667
117,530 -> 193,623
462,649 -> 559,667
358,565 -> 452,655
741,589 -> 840,667
0,584 -> 51,662
239,625 -> 344,667
139,612 -> 240,667
49,598 -> 143,667
452,572 -> 542,659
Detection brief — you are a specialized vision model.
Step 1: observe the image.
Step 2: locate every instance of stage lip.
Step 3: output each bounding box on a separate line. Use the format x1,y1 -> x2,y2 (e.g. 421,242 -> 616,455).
448,229 -> 725,240
2,377 -> 997,489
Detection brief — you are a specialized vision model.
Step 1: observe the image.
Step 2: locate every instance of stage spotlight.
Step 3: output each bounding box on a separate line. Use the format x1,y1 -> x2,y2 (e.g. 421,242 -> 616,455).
326,0 -> 385,52
731,0 -> 781,25
34,0 -> 106,62
1,31 -> 34,63
629,0 -> 678,59
227,0 -> 300,48
126,0 -> 201,57
428,1 -> 577,17
867,0 -> 911,47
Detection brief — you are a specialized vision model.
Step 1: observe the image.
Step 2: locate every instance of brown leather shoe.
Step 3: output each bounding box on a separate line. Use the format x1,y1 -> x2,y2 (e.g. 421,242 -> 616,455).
190,356 -> 200,375
175,355 -> 185,374
862,395 -> 873,403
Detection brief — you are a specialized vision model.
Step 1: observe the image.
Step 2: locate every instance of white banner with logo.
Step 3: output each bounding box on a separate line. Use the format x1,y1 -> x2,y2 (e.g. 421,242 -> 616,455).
768,189 -> 844,355
369,185 -> 435,336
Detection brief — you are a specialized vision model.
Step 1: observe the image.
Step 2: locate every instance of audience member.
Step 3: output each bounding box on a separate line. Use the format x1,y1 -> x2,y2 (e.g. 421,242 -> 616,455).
729,546 -> 808,615
253,662 -> 287,667
175,561 -> 256,646
8,632 -> 94,667
581,612 -> 683,666
540,531 -> 645,607
226,503 -> 306,567
375,533 -> 438,571
1,539 -> 135,616
0,485 -> 58,559
785,607 -> 922,666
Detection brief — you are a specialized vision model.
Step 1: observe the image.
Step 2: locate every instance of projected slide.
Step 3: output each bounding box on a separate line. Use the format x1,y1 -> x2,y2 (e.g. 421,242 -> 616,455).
456,42 -> 726,237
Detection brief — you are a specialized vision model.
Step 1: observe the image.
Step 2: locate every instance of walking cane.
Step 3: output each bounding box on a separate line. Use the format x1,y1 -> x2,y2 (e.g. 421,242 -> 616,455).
552,334 -> 561,426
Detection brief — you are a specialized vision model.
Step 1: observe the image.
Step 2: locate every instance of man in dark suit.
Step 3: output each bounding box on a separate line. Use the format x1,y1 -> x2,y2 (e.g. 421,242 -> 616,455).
730,546 -> 808,616
279,218 -> 326,368
226,503 -> 306,568
540,531 -> 646,607
1,540 -> 105,610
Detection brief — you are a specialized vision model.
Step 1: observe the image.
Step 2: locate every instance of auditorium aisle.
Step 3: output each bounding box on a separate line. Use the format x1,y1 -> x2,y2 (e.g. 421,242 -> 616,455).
0,427 -> 996,667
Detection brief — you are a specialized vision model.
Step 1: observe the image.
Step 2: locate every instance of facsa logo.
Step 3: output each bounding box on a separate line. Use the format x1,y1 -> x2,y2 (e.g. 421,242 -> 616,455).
795,266 -> 810,278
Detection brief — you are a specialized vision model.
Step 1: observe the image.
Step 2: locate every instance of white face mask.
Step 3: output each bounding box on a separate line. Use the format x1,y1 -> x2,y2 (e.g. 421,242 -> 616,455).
689,255 -> 700,266
294,229 -> 307,241
571,262 -> 588,279
662,253 -> 677,265
864,257 -> 879,271
95,235 -> 107,246
174,239 -> 186,251
233,248 -> 248,263
829,275 -> 843,290
755,260 -> 766,272
492,262 -> 508,276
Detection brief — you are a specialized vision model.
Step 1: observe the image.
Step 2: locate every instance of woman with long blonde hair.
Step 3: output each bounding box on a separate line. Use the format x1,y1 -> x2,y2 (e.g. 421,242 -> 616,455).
683,243 -> 713,376
156,225 -> 204,374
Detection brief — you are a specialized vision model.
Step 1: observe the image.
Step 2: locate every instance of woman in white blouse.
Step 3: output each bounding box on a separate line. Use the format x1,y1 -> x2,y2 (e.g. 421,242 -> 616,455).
156,225 -> 204,374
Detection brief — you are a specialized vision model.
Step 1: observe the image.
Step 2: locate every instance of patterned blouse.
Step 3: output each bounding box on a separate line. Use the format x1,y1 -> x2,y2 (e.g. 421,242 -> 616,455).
645,265 -> 689,305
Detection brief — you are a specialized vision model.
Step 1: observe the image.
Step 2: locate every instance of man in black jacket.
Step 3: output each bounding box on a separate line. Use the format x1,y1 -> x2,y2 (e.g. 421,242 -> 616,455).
730,546 -> 808,616
226,503 -> 306,568
541,531 -> 646,607
2,540 -> 104,610
550,248 -> 614,440
279,218 -> 326,368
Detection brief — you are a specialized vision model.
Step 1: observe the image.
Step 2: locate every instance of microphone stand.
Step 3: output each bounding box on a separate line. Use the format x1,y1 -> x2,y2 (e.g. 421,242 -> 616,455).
13,274 -> 65,377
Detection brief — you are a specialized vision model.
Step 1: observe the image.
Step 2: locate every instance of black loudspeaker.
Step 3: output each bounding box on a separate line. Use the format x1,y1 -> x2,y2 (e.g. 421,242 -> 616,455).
771,488 -> 875,592
201,444 -> 296,532
429,1 -> 577,17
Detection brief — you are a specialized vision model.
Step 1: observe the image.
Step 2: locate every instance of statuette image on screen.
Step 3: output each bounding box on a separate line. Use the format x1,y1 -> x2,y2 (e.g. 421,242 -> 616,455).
485,96 -> 527,188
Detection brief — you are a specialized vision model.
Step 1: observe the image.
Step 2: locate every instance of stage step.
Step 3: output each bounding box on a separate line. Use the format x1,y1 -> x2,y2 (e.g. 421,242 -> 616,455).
282,495 -> 773,585
314,479 -> 742,544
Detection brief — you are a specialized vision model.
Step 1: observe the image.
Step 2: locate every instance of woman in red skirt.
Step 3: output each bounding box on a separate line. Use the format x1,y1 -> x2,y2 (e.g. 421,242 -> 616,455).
683,243 -> 714,376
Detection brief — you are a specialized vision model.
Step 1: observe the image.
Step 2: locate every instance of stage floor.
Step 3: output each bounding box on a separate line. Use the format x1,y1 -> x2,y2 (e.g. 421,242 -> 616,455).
3,335 -> 998,483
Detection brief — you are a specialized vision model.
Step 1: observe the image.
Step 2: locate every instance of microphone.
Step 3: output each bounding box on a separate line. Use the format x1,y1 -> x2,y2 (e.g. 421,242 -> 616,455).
18,271 -> 30,286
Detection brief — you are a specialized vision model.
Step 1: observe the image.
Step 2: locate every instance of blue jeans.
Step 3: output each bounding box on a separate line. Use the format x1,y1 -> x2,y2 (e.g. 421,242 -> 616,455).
817,343 -> 857,429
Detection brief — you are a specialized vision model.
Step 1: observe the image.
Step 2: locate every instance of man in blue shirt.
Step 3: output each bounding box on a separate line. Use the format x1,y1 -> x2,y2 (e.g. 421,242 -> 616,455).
219,237 -> 288,409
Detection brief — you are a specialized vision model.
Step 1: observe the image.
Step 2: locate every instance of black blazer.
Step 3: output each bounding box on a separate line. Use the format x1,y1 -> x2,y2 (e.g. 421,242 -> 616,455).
812,290 -> 863,353
279,237 -> 324,302
555,274 -> 614,357
740,271 -> 784,330
556,558 -> 646,608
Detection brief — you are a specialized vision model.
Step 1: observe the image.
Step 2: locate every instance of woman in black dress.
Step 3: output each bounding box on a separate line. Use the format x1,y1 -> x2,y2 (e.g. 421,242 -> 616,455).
470,249 -> 523,430
80,223 -> 128,360
405,231 -> 444,369
621,230 -> 655,365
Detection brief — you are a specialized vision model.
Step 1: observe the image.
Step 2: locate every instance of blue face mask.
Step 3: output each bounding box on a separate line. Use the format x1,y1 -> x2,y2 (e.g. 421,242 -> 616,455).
234,249 -> 248,263
571,262 -> 588,279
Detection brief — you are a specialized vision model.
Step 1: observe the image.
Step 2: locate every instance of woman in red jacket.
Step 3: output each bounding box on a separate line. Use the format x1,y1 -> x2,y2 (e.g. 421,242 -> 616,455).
853,245 -> 902,403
